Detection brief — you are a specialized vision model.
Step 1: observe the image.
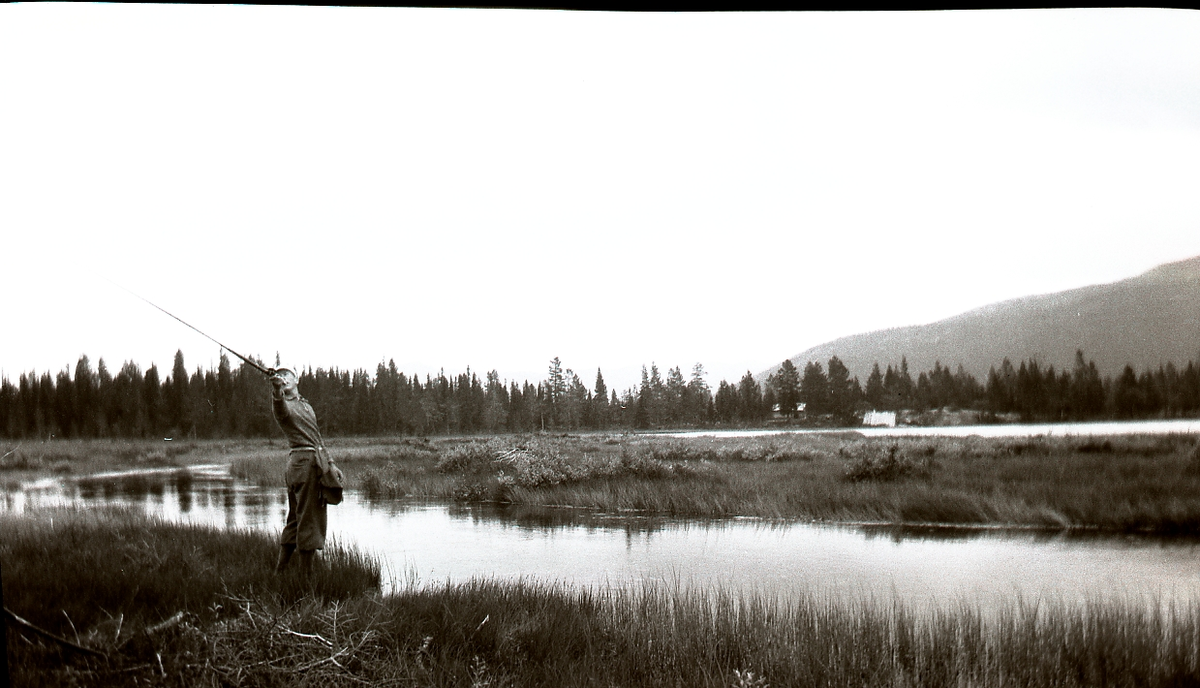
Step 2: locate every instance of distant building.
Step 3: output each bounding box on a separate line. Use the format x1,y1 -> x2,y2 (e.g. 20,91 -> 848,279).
771,402 -> 806,419
862,410 -> 896,427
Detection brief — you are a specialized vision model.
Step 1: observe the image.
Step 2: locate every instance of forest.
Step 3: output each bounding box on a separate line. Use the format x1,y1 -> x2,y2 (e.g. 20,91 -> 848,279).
2,349 -> 1199,440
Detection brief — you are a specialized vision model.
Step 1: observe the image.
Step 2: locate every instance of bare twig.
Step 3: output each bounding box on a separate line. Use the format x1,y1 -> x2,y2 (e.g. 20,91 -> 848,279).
62,610 -> 82,645
282,628 -> 333,646
4,607 -> 110,659
350,630 -> 377,654
295,647 -> 349,673
112,662 -> 157,674
332,601 -> 340,645
144,611 -> 186,636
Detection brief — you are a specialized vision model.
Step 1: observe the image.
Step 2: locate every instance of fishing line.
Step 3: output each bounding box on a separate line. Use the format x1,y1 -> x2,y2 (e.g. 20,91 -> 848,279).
105,278 -> 272,376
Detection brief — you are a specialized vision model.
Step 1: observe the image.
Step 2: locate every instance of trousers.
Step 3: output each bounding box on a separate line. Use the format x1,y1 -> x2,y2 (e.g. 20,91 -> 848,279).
280,450 -> 327,550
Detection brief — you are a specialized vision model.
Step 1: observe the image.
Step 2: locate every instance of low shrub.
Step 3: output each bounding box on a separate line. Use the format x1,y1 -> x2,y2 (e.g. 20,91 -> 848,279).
845,444 -> 936,482
435,441 -> 498,474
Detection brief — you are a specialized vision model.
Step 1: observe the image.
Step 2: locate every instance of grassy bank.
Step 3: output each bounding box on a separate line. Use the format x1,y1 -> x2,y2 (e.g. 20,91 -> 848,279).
5,511 -> 1200,687
310,432 -> 1200,534
2,507 -> 381,686
10,432 -> 1200,532
0,437 -> 283,481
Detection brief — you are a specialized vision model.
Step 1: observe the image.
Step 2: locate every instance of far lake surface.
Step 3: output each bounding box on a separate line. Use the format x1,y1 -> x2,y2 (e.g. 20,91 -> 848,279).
659,418 -> 1200,439
7,417 -> 1200,613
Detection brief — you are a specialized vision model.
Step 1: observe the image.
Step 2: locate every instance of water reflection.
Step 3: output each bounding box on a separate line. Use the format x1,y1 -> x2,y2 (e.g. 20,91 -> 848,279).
5,465 -> 1200,612
449,502 -> 708,538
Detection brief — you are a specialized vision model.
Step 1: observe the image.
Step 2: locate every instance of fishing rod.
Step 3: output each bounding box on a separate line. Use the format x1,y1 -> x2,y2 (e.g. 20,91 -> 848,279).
108,280 -> 274,377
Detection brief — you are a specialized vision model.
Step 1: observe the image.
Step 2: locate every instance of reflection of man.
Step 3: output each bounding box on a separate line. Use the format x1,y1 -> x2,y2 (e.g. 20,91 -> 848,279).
269,367 -> 327,575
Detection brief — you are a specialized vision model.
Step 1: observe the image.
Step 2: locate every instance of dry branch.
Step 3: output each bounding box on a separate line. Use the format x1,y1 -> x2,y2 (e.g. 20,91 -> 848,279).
3,606 -> 110,659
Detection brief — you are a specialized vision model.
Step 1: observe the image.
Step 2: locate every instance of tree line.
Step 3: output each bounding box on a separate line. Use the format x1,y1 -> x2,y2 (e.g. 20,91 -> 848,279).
754,351 -> 1200,423
3,349 -> 1200,440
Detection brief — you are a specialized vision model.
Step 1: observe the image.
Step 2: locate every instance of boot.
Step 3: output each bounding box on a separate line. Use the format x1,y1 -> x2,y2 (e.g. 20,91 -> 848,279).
275,544 -> 296,573
298,549 -> 315,577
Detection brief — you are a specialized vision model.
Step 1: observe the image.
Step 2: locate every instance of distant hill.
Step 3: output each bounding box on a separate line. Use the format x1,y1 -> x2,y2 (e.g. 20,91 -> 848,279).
761,255 -> 1200,384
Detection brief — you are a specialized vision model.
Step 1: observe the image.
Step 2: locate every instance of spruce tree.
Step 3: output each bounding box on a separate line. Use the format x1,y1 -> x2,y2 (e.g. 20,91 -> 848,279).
772,360 -> 802,418
826,356 -> 855,420
737,371 -> 763,423
592,369 -> 609,428
799,361 -> 828,416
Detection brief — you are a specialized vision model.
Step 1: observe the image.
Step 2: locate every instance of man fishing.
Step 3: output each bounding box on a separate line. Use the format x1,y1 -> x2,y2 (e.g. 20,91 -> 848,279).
269,367 -> 330,575
110,282 -> 343,574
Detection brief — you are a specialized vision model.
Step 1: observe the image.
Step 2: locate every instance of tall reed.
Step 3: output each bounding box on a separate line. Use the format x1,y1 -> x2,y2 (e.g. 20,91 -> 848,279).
8,510 -> 1200,687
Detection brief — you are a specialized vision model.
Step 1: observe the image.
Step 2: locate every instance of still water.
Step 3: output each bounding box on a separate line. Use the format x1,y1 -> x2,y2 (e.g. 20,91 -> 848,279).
6,462 -> 1200,611
662,418 -> 1200,439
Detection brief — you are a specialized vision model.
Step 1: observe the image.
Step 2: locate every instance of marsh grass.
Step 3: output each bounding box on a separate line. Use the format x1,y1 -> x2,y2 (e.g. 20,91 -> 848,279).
224,432 -> 1200,531
1,507 -> 380,652
411,433 -> 1200,532
231,436 -> 447,499
844,443 -> 937,482
19,576 -> 1200,687
13,432 -> 1200,532
0,438 -> 291,483
7,510 -> 1200,686
0,438 -> 200,476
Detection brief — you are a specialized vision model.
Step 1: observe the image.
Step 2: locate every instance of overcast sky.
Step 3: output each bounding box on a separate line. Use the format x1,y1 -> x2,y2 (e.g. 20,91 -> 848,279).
2,6 -> 1199,394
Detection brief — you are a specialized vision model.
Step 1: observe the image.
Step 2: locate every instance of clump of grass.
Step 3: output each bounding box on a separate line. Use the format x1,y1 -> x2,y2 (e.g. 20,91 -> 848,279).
426,436 -> 707,502
635,438 -> 829,463
435,440 -> 499,474
1,507 -> 381,641
844,443 -> 937,482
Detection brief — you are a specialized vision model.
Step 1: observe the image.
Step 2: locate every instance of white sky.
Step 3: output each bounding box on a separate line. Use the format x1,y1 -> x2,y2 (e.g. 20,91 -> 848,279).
2,6 -> 1199,394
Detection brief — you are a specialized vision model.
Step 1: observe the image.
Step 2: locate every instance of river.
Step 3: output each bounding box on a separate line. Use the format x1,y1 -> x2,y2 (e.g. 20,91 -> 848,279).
5,456 -> 1200,612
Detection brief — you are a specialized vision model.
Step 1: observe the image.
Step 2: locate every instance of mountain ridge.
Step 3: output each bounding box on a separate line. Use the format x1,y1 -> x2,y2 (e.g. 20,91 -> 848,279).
760,255 -> 1200,384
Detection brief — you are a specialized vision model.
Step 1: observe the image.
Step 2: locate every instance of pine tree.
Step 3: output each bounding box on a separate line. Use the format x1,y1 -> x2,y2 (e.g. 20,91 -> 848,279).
649,364 -> 665,426
685,363 -> 712,425
113,361 -> 146,437
73,355 -> 97,436
898,356 -> 915,408
665,366 -> 686,425
771,360 -> 802,418
143,364 -> 163,437
0,378 -> 17,438
482,370 -> 508,432
737,371 -> 763,423
826,356 -> 856,420
546,357 -> 565,428
865,363 -> 886,409
592,369 -> 609,429
1070,350 -> 1106,419
97,359 -> 114,437
167,350 -> 191,437
1114,365 -> 1142,418
799,361 -> 828,416
53,369 -> 73,437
